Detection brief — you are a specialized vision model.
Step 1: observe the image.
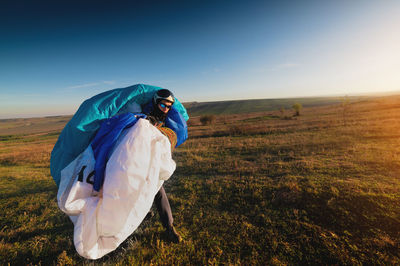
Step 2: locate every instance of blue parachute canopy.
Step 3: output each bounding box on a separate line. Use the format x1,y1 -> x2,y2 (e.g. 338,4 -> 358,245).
50,84 -> 189,187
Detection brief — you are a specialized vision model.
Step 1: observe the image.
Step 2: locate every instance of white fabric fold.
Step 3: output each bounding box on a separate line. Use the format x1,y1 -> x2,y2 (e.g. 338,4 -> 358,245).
57,119 -> 176,259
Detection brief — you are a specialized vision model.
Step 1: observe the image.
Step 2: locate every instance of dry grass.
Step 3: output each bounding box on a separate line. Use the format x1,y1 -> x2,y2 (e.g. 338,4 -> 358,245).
1,95 -> 400,264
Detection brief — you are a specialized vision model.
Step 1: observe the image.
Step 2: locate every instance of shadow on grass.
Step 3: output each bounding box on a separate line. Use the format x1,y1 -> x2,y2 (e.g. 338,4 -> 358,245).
0,159 -> 19,167
0,176 -> 56,200
0,186 -> 55,200
6,223 -> 73,243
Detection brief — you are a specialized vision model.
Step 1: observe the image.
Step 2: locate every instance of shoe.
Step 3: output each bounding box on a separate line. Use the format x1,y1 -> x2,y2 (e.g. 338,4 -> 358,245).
166,225 -> 182,243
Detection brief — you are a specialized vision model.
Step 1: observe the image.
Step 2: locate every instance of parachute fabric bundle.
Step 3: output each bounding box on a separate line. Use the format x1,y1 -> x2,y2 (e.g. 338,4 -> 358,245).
50,84 -> 188,187
57,119 -> 176,259
91,113 -> 147,192
51,85 -> 189,259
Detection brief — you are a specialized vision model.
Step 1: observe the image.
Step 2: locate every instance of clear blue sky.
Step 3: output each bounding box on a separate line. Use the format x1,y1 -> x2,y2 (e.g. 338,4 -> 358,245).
1,0 -> 399,118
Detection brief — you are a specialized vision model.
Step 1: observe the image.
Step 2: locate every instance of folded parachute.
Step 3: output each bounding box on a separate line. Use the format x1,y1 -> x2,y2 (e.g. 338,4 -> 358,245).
50,84 -> 188,187
57,118 -> 176,259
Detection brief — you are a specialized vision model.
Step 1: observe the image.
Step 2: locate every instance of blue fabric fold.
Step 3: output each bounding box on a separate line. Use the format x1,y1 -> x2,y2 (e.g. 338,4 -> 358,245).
91,113 -> 146,192
165,107 -> 188,147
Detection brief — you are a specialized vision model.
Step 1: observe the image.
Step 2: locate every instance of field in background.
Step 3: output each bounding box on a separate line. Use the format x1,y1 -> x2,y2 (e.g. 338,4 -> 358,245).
0,96 -> 368,135
0,95 -> 399,264
184,95 -> 370,116
0,116 -> 72,136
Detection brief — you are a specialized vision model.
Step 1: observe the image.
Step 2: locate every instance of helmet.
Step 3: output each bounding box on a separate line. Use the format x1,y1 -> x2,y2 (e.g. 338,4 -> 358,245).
153,89 -> 175,105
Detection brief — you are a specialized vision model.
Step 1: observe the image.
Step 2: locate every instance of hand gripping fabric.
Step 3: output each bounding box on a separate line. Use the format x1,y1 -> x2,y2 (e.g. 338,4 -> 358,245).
50,84 -> 189,187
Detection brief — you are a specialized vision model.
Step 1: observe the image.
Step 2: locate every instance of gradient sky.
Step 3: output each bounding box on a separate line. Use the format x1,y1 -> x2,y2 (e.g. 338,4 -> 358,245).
1,0 -> 399,118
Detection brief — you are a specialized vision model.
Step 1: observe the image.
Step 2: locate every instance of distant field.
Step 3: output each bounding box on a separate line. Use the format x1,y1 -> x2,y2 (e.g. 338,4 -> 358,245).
0,116 -> 72,136
0,96 -> 368,136
0,95 -> 399,264
184,96 -> 371,116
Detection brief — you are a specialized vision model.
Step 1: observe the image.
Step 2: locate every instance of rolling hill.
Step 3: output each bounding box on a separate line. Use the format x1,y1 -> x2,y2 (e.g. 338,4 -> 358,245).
0,95 -> 370,136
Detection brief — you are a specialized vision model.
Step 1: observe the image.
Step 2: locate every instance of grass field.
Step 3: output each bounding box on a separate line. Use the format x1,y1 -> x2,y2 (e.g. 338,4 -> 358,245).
184,95 -> 370,116
0,95 -> 399,264
0,116 -> 72,136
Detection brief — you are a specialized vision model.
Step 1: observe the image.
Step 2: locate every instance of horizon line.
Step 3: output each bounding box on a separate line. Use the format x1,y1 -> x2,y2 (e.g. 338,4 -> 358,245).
1,90 -> 399,120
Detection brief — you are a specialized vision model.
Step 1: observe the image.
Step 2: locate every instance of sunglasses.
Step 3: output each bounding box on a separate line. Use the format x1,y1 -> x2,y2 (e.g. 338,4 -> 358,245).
159,103 -> 172,109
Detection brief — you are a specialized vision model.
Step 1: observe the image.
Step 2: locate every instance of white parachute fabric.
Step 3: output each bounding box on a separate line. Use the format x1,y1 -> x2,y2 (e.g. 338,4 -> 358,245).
57,119 -> 176,259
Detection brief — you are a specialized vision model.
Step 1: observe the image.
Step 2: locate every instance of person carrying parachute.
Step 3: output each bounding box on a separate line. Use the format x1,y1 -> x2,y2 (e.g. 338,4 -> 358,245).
142,89 -> 183,243
51,84 -> 188,259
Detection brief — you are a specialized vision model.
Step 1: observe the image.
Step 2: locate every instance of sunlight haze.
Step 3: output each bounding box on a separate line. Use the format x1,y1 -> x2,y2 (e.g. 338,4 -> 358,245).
1,0 -> 399,118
